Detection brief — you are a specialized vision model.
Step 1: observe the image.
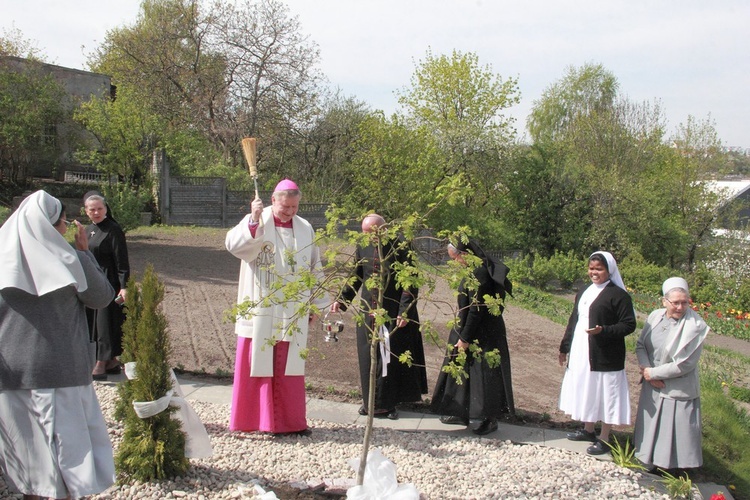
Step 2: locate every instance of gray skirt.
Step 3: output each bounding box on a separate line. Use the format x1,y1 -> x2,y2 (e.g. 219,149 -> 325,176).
0,384 -> 115,498
634,381 -> 703,469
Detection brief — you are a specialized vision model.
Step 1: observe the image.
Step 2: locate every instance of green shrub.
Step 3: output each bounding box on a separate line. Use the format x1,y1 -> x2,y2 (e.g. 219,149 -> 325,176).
507,252 -> 585,291
529,255 -> 556,290
100,183 -> 152,233
547,250 -> 586,288
31,179 -> 99,199
691,263 -> 725,307
0,206 -> 9,226
618,252 -> 673,296
507,254 -> 533,285
115,265 -> 189,482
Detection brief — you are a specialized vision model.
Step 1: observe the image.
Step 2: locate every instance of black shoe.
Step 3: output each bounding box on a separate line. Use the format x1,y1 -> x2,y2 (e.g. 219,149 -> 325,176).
275,428 -> 312,437
566,429 -> 597,442
105,362 -> 123,375
92,373 -> 107,381
472,418 -> 498,436
358,405 -> 368,416
373,408 -> 398,420
587,440 -> 609,455
440,415 -> 469,426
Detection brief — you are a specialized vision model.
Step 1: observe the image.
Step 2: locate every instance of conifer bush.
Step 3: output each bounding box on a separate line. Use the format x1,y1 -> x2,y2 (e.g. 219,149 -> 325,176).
114,264 -> 189,482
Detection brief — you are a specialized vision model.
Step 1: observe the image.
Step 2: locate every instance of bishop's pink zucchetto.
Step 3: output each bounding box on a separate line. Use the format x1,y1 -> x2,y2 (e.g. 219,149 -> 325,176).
273,178 -> 299,192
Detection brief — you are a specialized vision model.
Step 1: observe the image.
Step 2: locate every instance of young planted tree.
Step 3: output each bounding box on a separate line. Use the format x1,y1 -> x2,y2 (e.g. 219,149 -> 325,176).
229,181 -> 507,487
114,264 -> 189,481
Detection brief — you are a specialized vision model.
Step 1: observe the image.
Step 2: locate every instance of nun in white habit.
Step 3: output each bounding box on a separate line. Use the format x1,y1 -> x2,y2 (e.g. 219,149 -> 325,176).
0,190 -> 116,499
634,277 -> 710,470
558,251 -> 637,455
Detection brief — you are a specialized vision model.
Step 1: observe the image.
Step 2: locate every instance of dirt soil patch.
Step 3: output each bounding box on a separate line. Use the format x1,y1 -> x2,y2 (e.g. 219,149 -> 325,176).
127,228 -> 750,431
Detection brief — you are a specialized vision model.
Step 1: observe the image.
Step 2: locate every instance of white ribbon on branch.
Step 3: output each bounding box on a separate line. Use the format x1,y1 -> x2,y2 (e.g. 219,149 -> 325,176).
124,362 -> 213,458
378,325 -> 391,377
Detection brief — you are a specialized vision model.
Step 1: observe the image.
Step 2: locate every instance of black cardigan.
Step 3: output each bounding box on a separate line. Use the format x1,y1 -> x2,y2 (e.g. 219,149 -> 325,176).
559,282 -> 636,372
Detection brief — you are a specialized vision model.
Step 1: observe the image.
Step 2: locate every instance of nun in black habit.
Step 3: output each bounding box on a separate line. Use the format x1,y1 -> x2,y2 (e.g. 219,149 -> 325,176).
431,238 -> 514,435
83,191 -> 130,380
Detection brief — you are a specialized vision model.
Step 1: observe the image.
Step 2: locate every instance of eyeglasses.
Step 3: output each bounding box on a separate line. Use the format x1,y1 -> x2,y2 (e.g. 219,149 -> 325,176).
664,297 -> 690,307
61,219 -> 75,228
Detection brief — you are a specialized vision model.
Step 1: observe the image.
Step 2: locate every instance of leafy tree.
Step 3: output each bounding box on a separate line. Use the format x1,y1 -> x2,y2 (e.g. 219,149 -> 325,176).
393,49 -> 520,247
229,190 -> 504,487
90,0 -> 322,168
499,144 -> 590,257
569,98 -> 669,259
341,113 -> 446,222
74,86 -> 162,184
397,49 -> 519,181
524,63 -> 714,265
92,0 -> 225,139
0,58 -> 66,183
527,62 -> 618,145
663,114 -> 729,269
293,93 -> 372,201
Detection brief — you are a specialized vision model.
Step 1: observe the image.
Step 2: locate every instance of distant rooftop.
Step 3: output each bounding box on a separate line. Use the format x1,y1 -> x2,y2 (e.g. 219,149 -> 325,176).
705,180 -> 750,200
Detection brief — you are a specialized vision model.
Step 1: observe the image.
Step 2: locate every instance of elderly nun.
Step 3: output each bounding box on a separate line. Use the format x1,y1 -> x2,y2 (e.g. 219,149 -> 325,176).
634,277 -> 710,471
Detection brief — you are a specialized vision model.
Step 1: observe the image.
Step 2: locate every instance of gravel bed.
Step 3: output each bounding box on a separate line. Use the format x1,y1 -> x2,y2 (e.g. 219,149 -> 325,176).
0,385 -> 670,499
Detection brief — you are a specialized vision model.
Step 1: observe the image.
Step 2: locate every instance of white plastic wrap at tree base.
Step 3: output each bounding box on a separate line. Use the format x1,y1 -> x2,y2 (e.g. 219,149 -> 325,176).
124,362 -> 213,458
346,448 -> 420,499
378,326 -> 391,377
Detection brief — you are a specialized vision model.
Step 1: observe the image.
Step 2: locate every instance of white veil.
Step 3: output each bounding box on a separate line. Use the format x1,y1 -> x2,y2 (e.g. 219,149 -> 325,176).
590,251 -> 627,292
0,190 -> 88,295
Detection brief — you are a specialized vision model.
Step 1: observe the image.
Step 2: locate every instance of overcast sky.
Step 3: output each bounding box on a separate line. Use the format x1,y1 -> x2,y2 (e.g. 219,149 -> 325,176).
2,0 -> 748,148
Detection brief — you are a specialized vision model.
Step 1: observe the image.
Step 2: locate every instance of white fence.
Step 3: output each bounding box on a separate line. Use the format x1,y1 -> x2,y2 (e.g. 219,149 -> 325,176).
64,171 -> 117,183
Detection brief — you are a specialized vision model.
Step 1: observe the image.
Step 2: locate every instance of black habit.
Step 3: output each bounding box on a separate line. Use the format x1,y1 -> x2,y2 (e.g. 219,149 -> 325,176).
86,217 -> 130,361
338,237 -> 428,411
431,260 -> 515,419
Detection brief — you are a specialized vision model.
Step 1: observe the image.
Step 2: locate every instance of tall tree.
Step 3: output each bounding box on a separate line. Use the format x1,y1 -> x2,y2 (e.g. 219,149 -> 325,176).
0,58 -> 66,183
664,114 -> 728,269
90,0 -> 322,167
342,112 -> 446,222
92,0 -> 227,148
397,49 -> 519,174
526,63 -> 683,261
74,86 -> 162,184
527,62 -> 618,144
499,144 -> 590,257
395,49 -> 520,245
295,93 -> 372,201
